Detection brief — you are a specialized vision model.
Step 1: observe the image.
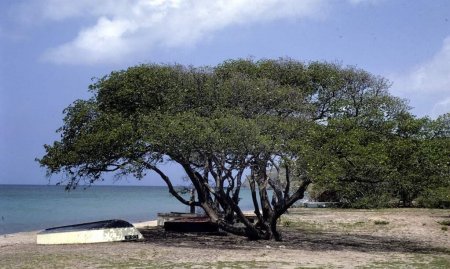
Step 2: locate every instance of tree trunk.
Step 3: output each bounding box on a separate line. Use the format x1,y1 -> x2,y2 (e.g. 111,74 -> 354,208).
179,159 -> 312,241
269,217 -> 281,241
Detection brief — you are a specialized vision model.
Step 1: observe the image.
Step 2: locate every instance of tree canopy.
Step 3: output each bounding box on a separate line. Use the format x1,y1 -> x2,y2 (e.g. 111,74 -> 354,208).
38,58 -> 449,240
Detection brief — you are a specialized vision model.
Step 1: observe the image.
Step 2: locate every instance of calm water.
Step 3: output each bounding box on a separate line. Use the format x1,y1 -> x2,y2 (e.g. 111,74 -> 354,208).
0,185 -> 256,235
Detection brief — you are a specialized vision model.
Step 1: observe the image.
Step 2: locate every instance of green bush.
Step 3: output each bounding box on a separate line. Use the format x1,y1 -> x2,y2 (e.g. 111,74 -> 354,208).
310,182 -> 394,209
438,220 -> 450,226
416,187 -> 450,209
340,193 -> 392,209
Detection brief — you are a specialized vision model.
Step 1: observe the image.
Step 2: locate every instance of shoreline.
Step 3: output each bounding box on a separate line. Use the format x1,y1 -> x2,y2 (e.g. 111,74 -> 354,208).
0,219 -> 158,246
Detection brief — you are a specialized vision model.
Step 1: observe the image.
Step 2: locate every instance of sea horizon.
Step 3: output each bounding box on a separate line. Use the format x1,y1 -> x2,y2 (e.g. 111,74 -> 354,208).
0,185 -> 192,235
0,184 -> 257,235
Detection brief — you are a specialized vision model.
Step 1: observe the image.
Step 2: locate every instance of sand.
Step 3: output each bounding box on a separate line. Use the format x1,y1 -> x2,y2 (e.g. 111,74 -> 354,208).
1,208 -> 449,268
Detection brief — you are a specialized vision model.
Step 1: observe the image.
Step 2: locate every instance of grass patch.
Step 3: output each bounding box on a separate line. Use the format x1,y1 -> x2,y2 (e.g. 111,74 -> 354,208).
0,253 -> 89,269
280,216 -> 394,232
332,221 -> 369,231
7,250 -> 284,269
438,220 -> 450,231
279,216 -> 325,231
281,219 -> 292,227
374,220 -> 389,225
438,220 -> 450,226
357,255 -> 450,269
99,260 -> 276,269
290,221 -> 325,231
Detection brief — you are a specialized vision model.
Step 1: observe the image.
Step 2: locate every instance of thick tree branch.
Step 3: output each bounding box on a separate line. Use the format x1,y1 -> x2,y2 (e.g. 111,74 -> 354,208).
143,162 -> 200,207
284,164 -> 291,199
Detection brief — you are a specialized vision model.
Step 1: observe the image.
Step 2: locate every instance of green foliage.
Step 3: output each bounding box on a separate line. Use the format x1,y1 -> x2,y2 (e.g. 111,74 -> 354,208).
438,220 -> 450,226
40,58 -> 370,188
386,113 -> 450,207
305,117 -> 395,208
416,187 -> 450,209
309,112 -> 450,208
37,58 -> 450,239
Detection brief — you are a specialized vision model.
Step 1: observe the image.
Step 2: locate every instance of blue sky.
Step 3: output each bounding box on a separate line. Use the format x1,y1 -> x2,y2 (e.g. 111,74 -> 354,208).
1,0 -> 449,186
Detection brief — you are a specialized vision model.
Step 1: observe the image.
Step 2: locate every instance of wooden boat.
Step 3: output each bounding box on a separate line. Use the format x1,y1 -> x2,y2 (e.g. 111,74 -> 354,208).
36,219 -> 144,245
157,212 -> 198,226
163,216 -> 219,233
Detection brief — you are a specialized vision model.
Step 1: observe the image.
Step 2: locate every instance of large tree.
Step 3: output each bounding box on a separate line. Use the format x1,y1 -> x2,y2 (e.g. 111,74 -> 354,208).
308,110 -> 450,208
389,112 -> 450,207
38,59 -> 404,240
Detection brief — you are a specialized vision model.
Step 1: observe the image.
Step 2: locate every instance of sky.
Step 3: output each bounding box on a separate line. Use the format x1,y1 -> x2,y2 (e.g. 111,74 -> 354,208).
1,0 -> 449,186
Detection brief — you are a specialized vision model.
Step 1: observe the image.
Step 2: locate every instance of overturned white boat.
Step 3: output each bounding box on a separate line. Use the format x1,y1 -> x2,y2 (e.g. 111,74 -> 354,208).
36,219 -> 144,245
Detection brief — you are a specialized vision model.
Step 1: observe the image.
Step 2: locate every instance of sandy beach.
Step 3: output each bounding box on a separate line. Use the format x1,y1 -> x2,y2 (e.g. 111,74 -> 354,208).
1,208 -> 449,268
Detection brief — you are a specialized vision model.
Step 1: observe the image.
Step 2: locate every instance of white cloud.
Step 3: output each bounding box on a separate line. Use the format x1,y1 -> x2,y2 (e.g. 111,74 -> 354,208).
24,0 -> 134,21
390,37 -> 450,118
35,0 -> 329,65
42,17 -> 138,64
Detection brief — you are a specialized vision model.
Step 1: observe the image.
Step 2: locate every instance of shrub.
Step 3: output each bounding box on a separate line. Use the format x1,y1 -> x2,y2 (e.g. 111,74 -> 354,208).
416,187 -> 450,209
438,220 -> 450,226
341,193 -> 392,209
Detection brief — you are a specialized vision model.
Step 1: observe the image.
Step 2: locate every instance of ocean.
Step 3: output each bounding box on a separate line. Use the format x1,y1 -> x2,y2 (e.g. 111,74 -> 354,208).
0,185 -> 257,235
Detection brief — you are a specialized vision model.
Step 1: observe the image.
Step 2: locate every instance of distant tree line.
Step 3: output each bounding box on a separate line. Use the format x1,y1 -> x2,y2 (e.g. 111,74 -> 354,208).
38,58 -> 450,240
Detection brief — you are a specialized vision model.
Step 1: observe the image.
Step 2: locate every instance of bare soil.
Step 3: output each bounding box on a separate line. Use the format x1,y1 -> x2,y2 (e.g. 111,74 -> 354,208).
1,208 -> 449,268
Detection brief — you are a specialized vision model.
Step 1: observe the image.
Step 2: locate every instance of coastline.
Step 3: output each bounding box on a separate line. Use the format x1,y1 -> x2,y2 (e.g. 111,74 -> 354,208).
0,219 -> 158,247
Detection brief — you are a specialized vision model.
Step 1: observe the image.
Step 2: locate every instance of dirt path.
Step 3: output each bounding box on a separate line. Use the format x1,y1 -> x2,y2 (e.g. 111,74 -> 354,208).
1,208 -> 449,268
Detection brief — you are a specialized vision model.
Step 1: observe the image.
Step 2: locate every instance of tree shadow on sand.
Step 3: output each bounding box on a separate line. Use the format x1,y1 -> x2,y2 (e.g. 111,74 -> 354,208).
138,227 -> 449,255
